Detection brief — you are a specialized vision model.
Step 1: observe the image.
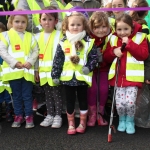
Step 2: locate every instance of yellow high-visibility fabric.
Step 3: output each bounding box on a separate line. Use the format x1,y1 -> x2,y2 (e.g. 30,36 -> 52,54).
0,29 -> 35,83
59,38 -> 95,86
108,32 -> 146,82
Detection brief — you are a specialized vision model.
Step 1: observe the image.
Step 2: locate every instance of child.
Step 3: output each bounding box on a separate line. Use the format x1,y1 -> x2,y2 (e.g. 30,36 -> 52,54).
34,6 -> 63,128
129,0 -> 149,35
103,13 -> 149,134
0,22 -> 13,122
51,12 -> 98,134
87,12 -> 112,127
0,11 -> 39,128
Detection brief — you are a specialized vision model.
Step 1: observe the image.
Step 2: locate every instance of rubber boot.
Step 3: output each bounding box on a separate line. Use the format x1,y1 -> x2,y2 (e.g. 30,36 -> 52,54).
6,103 -> 14,122
67,112 -> 76,135
97,105 -> 108,126
76,111 -> 88,134
126,116 -> 135,134
87,105 -> 96,126
0,103 -> 2,122
117,115 -> 126,132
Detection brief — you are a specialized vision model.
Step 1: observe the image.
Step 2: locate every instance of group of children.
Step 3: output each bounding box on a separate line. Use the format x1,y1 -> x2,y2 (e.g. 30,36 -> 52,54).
0,0 -> 149,136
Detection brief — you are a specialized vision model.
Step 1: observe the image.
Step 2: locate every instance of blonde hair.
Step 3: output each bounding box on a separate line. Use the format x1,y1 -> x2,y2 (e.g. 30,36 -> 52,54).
62,12 -> 90,34
89,12 -> 110,31
8,9 -> 28,26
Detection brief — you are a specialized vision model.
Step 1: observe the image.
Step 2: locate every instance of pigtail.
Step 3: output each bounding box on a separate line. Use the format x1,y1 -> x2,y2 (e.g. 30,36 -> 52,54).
75,41 -> 84,50
70,56 -> 80,64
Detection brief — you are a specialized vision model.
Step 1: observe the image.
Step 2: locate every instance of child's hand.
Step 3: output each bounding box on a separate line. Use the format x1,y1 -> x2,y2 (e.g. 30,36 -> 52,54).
15,62 -> 23,69
113,47 -> 123,58
122,37 -> 129,44
23,62 -> 32,69
34,71 -> 40,82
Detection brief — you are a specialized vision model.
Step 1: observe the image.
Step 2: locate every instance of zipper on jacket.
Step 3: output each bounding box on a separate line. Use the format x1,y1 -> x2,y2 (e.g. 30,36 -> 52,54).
121,75 -> 124,87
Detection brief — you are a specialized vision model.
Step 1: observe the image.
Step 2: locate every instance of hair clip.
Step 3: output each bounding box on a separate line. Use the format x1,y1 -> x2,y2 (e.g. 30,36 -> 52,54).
66,11 -> 78,17
66,12 -> 72,16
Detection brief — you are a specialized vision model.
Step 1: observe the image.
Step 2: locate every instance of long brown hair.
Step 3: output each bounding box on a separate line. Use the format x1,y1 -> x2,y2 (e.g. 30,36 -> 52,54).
130,0 -> 148,25
115,13 -> 134,29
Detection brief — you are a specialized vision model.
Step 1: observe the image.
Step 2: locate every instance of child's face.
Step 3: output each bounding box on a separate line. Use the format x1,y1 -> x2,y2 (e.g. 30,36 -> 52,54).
12,15 -> 27,32
112,0 -> 125,17
92,23 -> 109,38
68,16 -> 84,34
40,13 -> 58,33
116,21 -> 132,38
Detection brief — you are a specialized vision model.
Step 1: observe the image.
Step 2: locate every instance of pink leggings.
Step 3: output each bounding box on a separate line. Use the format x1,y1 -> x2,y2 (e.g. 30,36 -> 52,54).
87,71 -> 109,106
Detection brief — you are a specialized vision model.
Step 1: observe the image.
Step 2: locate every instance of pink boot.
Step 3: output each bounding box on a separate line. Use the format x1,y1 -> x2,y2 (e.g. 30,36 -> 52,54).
87,105 -> 96,126
76,111 -> 88,133
67,112 -> 76,135
97,105 -> 108,126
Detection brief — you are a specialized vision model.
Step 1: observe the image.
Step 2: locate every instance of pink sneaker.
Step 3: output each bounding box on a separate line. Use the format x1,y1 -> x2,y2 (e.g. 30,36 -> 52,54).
11,115 -> 25,128
33,99 -> 38,111
25,116 -> 35,128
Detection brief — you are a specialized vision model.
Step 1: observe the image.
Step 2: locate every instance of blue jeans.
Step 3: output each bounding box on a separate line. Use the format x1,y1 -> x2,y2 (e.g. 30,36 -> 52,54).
0,89 -> 11,103
9,78 -> 33,116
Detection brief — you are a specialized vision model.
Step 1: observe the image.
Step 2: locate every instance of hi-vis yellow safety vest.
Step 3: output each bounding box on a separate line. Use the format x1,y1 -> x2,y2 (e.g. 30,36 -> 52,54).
0,34 -> 11,93
36,30 -> 62,86
0,28 -> 36,83
101,33 -> 112,53
65,3 -> 73,10
0,65 -> 12,94
108,32 -> 146,82
59,38 -> 95,87
108,17 -> 115,33
142,24 -> 150,34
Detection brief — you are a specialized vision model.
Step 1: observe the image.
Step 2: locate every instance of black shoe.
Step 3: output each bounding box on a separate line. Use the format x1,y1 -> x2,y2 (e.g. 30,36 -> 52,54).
36,104 -> 47,117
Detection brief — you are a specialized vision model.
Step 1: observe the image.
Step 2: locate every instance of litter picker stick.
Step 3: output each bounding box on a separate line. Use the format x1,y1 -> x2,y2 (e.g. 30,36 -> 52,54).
108,43 -> 126,143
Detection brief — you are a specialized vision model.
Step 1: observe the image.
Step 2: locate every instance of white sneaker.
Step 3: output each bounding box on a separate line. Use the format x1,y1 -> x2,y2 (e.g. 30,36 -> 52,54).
40,115 -> 53,127
51,115 -> 62,128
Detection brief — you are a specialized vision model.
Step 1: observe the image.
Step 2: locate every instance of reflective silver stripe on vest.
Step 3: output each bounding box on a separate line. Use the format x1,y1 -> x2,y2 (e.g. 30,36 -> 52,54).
39,72 -> 52,78
127,57 -> 144,64
126,70 -> 144,76
133,33 -> 143,44
53,31 -> 61,58
39,60 -> 53,67
110,35 -> 117,47
24,68 -> 34,75
61,70 -> 74,77
108,57 -> 117,75
75,71 -> 92,83
2,67 -> 34,75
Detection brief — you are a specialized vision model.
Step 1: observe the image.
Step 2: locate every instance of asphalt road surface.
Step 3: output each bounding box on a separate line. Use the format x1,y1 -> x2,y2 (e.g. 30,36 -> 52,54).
0,113 -> 150,150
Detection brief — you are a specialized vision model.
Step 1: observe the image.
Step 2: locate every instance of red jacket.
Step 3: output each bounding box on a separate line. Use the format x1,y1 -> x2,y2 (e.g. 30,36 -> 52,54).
103,22 -> 149,88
